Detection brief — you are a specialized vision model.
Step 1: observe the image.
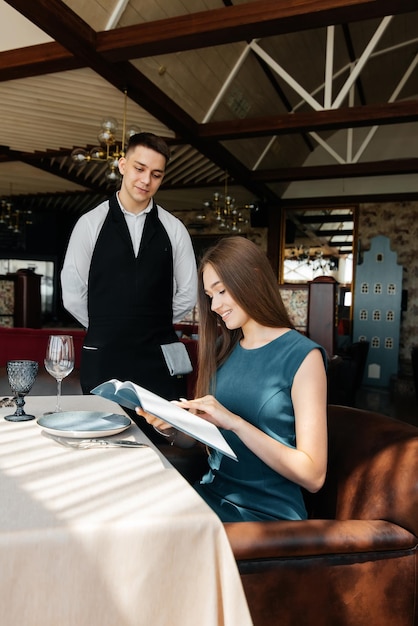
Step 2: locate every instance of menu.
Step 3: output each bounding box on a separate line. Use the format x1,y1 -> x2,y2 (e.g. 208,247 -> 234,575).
91,379 -> 237,461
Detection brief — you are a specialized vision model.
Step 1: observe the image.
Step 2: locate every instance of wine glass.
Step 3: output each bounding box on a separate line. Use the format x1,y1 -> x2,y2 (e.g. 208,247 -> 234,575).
44,335 -> 75,413
5,360 -> 39,422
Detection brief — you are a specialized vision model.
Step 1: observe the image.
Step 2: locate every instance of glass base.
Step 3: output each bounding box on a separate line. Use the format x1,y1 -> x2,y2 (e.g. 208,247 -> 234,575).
5,413 -> 36,422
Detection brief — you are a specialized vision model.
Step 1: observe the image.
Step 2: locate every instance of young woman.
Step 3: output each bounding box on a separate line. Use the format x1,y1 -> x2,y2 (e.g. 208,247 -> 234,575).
136,236 -> 328,522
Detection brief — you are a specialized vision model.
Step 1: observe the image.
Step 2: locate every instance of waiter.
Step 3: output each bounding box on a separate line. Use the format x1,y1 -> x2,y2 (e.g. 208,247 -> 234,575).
61,132 -> 197,434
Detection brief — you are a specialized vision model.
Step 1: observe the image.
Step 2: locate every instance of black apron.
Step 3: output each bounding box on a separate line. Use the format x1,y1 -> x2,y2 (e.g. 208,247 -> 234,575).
80,195 -> 185,410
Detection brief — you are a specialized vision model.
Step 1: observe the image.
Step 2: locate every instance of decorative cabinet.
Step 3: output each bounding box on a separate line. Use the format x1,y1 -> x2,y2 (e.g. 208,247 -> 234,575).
308,276 -> 338,357
0,270 -> 42,328
0,276 -> 15,327
279,277 -> 338,356
352,235 -> 402,388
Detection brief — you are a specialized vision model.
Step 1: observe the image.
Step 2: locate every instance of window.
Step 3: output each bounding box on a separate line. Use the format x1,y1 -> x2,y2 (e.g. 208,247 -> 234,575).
386,310 -> 395,322
361,283 -> 369,294
387,283 -> 396,295
371,336 -> 380,348
385,337 -> 394,349
374,283 -> 382,294
360,309 -> 368,320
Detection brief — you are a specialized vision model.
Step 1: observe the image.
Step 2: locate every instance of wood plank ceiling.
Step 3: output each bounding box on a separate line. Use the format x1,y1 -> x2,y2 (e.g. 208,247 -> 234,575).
0,0 -> 417,230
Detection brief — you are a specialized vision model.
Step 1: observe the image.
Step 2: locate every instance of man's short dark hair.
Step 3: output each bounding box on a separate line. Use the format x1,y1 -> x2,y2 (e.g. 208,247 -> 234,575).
126,132 -> 171,163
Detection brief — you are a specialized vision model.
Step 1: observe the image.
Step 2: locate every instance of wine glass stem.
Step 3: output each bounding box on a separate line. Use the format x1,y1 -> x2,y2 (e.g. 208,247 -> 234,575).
15,394 -> 26,417
55,379 -> 62,412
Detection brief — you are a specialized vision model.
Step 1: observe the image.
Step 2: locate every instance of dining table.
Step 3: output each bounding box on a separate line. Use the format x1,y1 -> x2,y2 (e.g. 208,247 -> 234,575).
0,394 -> 253,626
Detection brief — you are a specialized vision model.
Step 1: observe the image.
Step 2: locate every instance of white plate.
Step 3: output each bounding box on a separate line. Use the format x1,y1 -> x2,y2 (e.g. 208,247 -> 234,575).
36,411 -> 131,438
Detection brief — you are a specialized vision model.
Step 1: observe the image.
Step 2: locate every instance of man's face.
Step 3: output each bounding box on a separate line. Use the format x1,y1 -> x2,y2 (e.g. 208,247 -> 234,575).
118,144 -> 166,213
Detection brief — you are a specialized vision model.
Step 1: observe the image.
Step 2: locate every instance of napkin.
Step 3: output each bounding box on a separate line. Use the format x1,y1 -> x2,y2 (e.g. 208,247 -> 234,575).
160,342 -> 193,376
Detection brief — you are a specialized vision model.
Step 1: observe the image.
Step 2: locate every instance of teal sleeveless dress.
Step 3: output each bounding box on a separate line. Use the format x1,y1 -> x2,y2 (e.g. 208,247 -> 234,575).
194,330 -> 327,522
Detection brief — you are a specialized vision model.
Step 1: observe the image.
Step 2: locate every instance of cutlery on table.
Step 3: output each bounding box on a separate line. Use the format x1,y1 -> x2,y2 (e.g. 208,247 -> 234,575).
49,435 -> 149,449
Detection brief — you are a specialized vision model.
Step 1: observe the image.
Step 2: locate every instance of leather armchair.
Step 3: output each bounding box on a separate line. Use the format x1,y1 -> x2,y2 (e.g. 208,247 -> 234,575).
225,405 -> 418,626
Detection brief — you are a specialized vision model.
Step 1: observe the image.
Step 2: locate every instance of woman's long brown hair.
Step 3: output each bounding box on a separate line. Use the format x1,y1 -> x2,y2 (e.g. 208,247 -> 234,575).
195,236 -> 294,397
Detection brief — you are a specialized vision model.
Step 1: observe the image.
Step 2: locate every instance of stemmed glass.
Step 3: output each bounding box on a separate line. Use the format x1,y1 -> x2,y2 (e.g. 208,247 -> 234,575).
44,335 -> 75,413
5,360 -> 39,422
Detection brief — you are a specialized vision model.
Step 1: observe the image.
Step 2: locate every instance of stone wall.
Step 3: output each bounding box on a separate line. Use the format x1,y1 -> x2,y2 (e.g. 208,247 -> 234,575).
358,201 -> 418,366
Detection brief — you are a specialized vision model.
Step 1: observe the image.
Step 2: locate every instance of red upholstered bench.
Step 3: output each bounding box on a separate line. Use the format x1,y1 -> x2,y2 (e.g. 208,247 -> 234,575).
0,327 -> 198,397
0,327 -> 86,369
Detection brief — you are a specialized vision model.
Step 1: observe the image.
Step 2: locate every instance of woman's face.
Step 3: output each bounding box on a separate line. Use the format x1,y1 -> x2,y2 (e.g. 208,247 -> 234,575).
202,263 -> 250,330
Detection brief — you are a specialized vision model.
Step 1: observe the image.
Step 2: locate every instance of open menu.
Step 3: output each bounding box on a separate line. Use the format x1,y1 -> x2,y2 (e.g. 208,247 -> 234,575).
91,379 -> 237,461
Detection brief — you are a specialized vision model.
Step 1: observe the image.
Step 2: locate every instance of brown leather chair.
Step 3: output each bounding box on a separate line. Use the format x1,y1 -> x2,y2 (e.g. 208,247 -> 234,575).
225,405 -> 418,626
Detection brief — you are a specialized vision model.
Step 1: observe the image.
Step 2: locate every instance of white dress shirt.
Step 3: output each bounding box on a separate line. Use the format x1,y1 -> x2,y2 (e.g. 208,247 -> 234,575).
61,196 -> 197,329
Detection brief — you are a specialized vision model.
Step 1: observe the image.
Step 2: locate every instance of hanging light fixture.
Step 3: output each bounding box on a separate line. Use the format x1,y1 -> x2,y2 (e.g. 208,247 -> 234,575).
2,205 -> 33,236
0,185 -> 33,246
71,89 -> 141,183
286,246 -> 338,274
202,173 -> 255,233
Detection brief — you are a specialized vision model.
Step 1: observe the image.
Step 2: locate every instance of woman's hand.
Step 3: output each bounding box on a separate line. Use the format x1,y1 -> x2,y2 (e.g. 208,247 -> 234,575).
135,407 -> 174,434
135,406 -> 196,448
175,395 -> 240,431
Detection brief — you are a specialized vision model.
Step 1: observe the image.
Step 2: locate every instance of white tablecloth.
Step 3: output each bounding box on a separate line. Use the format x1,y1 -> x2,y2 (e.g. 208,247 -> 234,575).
0,395 -> 253,626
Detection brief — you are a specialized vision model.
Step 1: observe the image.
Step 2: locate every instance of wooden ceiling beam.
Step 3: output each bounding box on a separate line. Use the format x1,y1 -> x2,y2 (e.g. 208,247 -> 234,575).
4,0 -> 96,55
96,0 -> 418,61
0,43 -> 81,81
4,0 -> 417,203
3,0 -> 417,81
198,101 -> 418,139
251,158 -> 418,182
3,0 -> 279,202
3,137 -> 417,189
4,0 -> 126,91
281,191 -> 418,206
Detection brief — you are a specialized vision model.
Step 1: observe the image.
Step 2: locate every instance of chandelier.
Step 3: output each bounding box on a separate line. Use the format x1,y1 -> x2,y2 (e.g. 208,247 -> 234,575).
202,174 -> 255,233
70,89 -> 141,183
0,194 -> 33,247
286,246 -> 339,273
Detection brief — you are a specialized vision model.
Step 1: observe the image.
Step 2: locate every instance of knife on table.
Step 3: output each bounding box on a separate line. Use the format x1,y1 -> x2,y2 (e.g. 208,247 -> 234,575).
49,435 -> 149,449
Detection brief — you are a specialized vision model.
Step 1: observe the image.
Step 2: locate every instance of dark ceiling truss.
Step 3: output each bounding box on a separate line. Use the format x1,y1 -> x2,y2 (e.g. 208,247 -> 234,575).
250,157 -> 418,183
3,0 -> 417,79
3,0 -> 273,202
95,0 -> 418,62
9,190 -> 107,215
197,101 -> 418,140
2,0 -> 418,203
297,213 -> 354,224
281,191 -> 418,208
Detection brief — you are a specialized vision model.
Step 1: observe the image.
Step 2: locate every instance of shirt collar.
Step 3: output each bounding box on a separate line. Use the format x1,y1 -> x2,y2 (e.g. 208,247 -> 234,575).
116,192 -> 153,216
